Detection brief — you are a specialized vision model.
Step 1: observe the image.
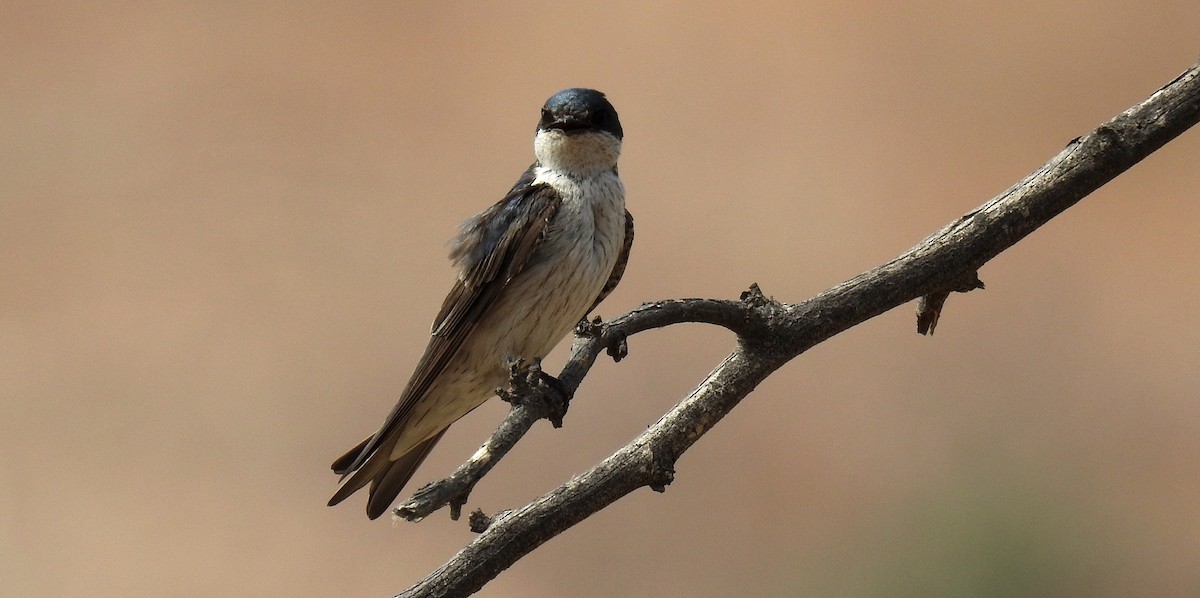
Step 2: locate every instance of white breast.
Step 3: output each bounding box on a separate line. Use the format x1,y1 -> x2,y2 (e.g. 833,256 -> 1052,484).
488,166 -> 625,364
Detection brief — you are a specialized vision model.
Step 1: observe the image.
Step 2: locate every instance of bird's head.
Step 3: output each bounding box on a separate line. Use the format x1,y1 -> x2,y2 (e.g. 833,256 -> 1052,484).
534,88 -> 622,176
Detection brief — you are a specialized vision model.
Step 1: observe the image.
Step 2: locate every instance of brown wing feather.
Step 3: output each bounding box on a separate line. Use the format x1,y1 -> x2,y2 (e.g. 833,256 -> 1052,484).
371,188 -> 559,453
329,180 -> 561,514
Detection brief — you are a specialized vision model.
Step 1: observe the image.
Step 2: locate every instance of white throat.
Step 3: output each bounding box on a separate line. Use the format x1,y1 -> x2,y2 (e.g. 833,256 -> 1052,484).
533,129 -> 622,178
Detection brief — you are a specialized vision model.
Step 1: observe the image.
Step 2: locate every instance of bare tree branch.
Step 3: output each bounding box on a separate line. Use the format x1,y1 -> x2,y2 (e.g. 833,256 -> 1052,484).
396,58 -> 1200,598
394,297 -> 762,521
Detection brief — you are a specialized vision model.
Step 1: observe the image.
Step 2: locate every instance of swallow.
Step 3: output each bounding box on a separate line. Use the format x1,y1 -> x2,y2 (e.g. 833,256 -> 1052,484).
329,88 -> 633,519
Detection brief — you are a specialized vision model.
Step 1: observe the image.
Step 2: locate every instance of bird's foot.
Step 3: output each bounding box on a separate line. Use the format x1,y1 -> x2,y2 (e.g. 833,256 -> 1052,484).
499,358 -> 572,427
575,315 -> 604,337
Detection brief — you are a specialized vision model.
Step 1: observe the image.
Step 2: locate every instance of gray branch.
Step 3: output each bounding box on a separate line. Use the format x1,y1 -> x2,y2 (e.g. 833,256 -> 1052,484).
396,58 -> 1200,598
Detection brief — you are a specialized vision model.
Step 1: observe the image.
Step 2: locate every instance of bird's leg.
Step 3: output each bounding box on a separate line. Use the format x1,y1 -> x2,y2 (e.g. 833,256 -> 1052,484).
574,315 -> 604,337
499,358 -> 572,427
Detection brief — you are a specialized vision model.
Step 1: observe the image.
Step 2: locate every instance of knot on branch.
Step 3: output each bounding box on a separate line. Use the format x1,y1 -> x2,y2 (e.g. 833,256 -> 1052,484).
740,283 -> 770,308
648,459 -> 676,493
916,270 -> 985,335
604,328 -> 629,362
468,509 -> 492,533
634,445 -> 677,493
576,315 -> 629,362
736,283 -> 791,347
1093,123 -> 1134,163
468,508 -> 514,533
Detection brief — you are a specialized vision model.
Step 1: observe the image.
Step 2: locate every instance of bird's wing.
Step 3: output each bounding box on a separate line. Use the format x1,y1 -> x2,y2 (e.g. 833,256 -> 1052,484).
336,165 -> 560,477
587,209 -> 633,314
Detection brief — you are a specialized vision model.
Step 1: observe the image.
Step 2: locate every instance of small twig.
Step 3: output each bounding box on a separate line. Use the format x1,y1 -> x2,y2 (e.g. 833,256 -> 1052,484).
916,270 -> 986,335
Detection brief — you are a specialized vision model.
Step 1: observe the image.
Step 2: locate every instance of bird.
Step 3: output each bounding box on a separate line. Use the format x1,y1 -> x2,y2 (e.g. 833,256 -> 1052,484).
329,88 -> 633,519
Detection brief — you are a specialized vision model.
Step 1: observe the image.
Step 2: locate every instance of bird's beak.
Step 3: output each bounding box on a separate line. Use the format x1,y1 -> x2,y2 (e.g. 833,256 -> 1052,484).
545,113 -> 588,133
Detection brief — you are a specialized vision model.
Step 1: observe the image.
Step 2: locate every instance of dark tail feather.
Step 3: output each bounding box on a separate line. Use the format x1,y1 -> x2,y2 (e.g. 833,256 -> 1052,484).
331,436 -> 370,475
327,429 -> 448,520
365,429 -> 446,519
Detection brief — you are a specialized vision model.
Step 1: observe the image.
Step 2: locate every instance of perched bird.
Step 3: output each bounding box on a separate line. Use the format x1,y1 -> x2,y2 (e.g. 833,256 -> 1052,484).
329,88 -> 633,519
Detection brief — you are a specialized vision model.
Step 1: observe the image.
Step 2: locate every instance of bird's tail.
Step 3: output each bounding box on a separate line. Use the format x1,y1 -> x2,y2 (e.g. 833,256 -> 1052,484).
327,429 -> 448,519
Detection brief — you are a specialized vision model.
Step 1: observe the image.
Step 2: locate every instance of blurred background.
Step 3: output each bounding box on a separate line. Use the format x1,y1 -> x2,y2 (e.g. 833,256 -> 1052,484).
3,2 -> 1199,596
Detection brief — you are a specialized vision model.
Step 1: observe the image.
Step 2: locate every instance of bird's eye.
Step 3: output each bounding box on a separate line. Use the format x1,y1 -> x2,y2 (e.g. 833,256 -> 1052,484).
540,108 -> 552,121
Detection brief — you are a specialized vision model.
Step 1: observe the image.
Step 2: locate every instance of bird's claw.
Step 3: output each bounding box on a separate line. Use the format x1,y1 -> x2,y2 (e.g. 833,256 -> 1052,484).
497,358 -> 571,427
575,315 -> 605,337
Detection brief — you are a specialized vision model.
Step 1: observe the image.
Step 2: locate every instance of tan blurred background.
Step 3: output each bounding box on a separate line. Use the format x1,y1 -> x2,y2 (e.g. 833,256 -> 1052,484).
3,2 -> 1199,596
